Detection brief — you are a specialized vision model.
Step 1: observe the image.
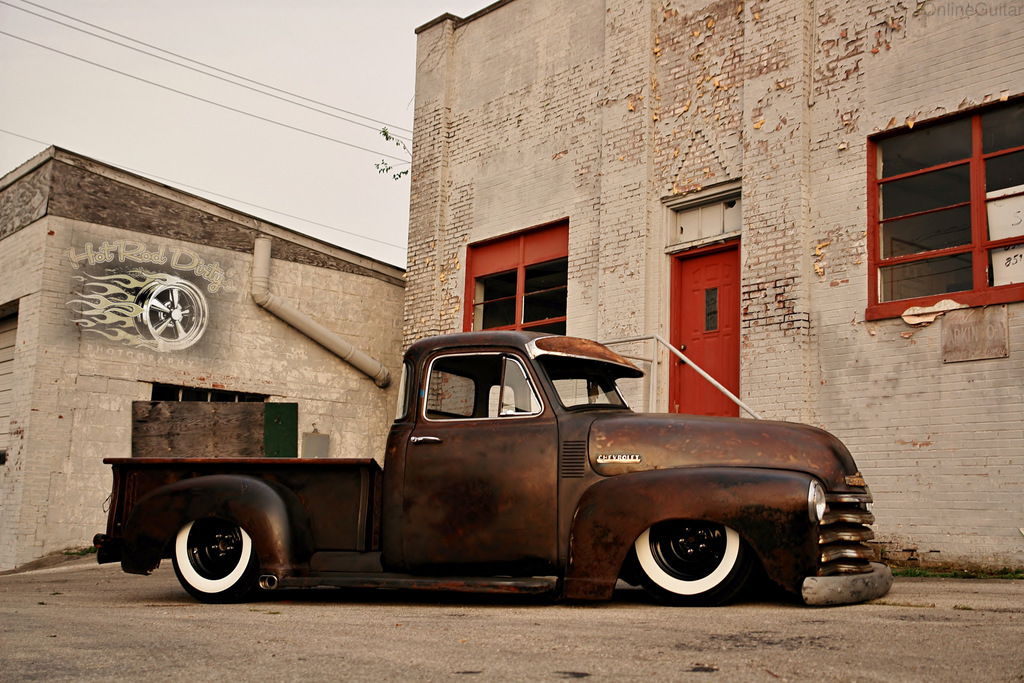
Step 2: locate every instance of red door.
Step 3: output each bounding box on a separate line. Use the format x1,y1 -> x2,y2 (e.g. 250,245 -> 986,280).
670,244 -> 740,416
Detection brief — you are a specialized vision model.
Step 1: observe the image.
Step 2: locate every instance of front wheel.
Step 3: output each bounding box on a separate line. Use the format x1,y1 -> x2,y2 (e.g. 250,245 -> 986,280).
172,518 -> 259,603
634,520 -> 752,606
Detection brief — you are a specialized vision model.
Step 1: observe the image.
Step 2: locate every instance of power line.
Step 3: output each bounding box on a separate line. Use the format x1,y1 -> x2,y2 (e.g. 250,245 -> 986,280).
0,127 -> 407,254
0,29 -> 411,163
1,0 -> 412,141
0,127 -> 48,148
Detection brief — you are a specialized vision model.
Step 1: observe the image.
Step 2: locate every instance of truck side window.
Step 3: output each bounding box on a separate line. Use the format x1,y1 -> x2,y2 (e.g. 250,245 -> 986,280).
425,364 -> 478,418
424,353 -> 541,421
494,356 -> 541,417
395,361 -> 414,421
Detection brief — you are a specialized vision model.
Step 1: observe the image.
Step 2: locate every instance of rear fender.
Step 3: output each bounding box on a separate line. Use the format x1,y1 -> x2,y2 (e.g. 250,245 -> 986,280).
564,467 -> 819,600
120,475 -> 314,577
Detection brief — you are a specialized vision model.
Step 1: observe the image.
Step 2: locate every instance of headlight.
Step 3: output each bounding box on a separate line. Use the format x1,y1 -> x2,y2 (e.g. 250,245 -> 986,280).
808,480 -> 827,523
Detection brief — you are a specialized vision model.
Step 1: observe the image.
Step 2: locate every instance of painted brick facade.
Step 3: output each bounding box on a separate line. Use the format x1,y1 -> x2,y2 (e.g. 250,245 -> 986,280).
0,149 -> 404,570
408,0 -> 1024,568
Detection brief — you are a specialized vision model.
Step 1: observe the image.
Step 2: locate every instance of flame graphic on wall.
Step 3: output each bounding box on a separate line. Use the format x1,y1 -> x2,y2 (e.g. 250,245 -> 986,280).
69,271 -> 209,352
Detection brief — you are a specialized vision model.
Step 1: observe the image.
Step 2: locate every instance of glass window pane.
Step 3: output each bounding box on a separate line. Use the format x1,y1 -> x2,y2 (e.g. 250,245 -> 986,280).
426,355 -> 504,419
152,384 -> 181,401
879,254 -> 973,302
523,288 -> 567,324
722,198 -> 742,232
395,362 -> 412,421
880,205 -> 972,258
990,246 -> 1024,286
426,370 -> 475,417
880,165 -> 970,219
477,270 -> 517,301
474,298 -> 515,330
878,118 -> 972,178
698,203 -> 724,239
523,320 -> 566,335
181,387 -> 208,401
678,208 -> 699,241
986,185 -> 1024,241
497,357 -> 541,416
704,287 -> 718,332
982,101 -> 1024,154
985,149 -> 1024,194
524,258 -> 567,293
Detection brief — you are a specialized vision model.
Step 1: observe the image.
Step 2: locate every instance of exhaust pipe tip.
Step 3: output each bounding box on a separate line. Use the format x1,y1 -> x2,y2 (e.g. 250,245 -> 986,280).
258,574 -> 279,590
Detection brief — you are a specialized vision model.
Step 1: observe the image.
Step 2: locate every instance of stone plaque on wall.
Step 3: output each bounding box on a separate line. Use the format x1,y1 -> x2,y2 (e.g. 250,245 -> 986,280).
941,306 -> 1009,363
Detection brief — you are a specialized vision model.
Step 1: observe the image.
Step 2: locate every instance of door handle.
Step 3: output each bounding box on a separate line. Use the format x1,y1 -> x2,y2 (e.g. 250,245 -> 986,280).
410,436 -> 442,444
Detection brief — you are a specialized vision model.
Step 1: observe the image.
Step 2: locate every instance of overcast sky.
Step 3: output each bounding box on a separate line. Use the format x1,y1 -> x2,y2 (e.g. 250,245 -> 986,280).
0,0 -> 488,267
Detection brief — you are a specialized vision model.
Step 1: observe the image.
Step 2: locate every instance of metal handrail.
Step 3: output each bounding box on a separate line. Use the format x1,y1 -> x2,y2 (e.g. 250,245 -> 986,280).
601,334 -> 762,420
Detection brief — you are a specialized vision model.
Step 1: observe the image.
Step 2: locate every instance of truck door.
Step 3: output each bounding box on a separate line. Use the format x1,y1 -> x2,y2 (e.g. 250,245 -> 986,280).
402,351 -> 558,575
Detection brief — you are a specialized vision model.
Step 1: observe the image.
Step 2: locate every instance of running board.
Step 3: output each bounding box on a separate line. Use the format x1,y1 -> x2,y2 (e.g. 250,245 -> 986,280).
275,573 -> 559,595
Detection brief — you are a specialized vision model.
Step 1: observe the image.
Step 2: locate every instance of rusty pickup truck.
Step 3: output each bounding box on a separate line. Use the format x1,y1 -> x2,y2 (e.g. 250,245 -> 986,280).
94,331 -> 891,606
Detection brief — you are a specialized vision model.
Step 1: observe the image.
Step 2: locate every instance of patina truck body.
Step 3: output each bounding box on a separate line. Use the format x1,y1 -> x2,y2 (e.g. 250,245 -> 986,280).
94,331 -> 892,606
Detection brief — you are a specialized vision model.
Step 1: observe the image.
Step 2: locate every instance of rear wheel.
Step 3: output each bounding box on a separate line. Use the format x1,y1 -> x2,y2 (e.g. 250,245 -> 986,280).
634,520 -> 752,606
172,518 -> 259,603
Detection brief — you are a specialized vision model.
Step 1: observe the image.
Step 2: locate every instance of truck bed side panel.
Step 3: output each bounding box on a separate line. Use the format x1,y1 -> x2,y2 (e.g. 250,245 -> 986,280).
103,458 -> 382,555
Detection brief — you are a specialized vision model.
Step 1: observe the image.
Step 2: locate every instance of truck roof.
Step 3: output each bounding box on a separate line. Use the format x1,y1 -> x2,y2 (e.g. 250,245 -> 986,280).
404,331 -> 643,378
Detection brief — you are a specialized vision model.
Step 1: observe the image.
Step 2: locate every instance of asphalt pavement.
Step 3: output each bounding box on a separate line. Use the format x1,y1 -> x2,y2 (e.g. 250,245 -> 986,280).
1,557 -> 1022,682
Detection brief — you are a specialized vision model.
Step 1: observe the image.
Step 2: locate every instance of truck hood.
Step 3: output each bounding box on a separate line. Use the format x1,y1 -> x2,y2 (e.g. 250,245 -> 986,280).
587,413 -> 865,492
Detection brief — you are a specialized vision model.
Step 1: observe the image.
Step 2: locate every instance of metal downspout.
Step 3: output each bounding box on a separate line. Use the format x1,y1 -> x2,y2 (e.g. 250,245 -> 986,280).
251,237 -> 391,388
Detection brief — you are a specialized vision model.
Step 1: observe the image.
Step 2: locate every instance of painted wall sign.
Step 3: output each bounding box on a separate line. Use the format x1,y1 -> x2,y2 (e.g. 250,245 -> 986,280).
941,305 -> 1009,363
67,239 -> 237,353
68,240 -> 237,293
987,187 -> 1024,287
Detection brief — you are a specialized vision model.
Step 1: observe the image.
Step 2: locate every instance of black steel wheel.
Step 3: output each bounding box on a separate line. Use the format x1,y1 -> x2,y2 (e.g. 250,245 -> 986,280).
634,520 -> 752,606
172,518 -> 259,603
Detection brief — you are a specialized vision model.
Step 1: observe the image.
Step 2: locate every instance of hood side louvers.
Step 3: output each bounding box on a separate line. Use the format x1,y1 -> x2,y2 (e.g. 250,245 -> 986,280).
559,441 -> 587,478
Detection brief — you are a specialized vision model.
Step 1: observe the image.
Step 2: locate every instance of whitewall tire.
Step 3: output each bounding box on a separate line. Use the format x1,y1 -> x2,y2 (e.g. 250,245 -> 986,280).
172,518 -> 259,603
633,520 -> 752,605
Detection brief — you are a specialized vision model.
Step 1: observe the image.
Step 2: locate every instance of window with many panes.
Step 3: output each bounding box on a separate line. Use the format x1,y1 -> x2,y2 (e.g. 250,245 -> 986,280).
464,222 -> 569,334
151,383 -> 267,402
867,99 -> 1024,319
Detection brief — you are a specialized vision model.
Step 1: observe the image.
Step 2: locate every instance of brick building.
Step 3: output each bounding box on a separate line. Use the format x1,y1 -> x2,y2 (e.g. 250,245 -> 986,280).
0,148 -> 404,570
407,0 -> 1024,568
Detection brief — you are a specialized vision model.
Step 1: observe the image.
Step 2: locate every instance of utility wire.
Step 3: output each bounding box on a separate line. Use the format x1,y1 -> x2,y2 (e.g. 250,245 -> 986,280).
0,30 -> 411,163
1,0 -> 413,141
0,127 -> 48,148
0,127 -> 407,254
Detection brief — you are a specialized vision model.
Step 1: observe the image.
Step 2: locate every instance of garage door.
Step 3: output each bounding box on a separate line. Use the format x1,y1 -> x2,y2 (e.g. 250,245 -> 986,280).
0,315 -> 15,461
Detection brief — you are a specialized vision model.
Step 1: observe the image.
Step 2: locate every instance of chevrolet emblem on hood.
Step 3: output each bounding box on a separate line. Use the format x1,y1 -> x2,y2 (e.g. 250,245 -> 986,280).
595,453 -> 643,464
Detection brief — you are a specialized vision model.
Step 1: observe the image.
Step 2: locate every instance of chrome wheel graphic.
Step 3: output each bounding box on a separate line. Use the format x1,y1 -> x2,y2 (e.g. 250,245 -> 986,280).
136,277 -> 209,351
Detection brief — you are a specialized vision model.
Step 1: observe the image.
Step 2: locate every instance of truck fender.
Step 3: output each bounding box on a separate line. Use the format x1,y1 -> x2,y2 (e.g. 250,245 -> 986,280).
563,467 -> 820,600
119,474 -> 314,578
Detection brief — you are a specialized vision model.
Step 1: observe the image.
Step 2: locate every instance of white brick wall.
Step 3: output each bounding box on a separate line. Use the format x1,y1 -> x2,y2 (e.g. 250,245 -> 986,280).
409,0 -> 1024,568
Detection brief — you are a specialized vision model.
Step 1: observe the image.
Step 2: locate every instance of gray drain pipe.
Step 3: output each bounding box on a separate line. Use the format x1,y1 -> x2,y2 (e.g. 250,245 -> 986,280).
251,237 -> 391,388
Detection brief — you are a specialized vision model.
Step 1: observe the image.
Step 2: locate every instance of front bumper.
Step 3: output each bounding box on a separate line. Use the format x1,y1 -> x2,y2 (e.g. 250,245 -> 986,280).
801,562 -> 893,606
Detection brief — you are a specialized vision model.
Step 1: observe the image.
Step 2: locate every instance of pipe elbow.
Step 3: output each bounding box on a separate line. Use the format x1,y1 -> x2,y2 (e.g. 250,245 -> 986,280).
250,278 -> 271,307
250,236 -> 392,389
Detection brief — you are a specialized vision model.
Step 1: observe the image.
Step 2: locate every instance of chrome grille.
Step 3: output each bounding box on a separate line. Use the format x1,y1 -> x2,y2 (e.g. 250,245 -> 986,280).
818,493 -> 875,576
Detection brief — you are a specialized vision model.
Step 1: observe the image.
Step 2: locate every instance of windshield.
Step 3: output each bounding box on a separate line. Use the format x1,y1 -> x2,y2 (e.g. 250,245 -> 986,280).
537,355 -> 629,410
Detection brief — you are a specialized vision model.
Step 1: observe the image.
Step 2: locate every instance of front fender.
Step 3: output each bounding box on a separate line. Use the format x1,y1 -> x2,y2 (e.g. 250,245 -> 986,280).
120,475 -> 314,578
564,467 -> 819,600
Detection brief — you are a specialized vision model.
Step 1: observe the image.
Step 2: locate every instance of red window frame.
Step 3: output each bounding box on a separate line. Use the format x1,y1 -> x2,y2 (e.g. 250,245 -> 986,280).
866,101 -> 1024,321
463,221 -> 569,333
